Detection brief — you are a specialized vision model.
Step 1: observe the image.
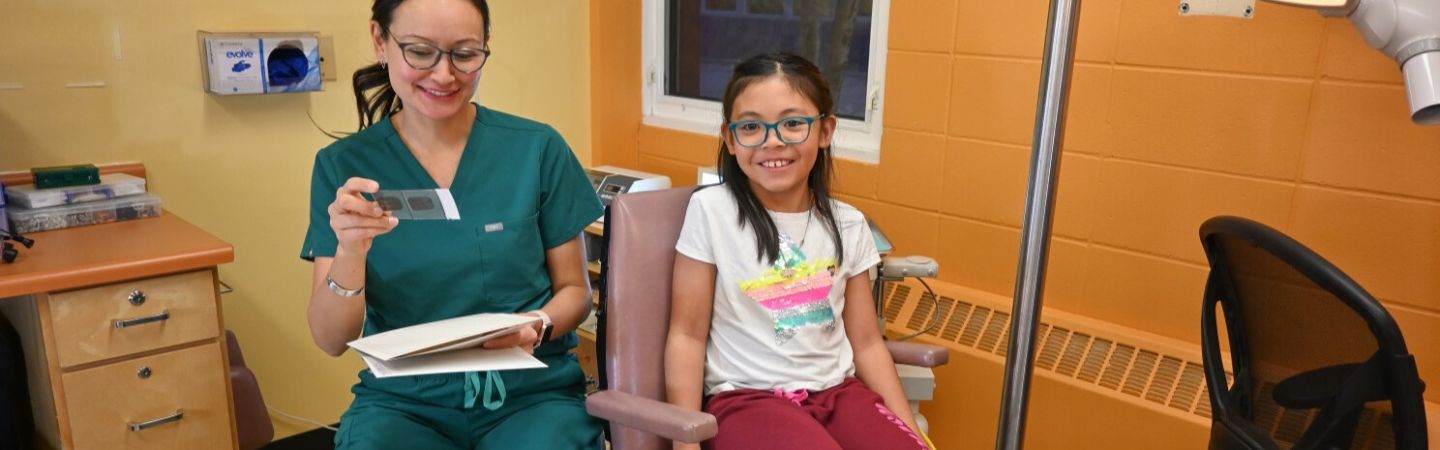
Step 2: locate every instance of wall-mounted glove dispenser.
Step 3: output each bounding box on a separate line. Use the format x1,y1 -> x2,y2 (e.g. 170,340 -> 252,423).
199,31 -> 323,95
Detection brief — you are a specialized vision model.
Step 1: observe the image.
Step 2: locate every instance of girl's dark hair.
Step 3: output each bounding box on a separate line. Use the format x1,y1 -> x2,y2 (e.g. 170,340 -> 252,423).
352,0 -> 491,130
718,52 -> 843,266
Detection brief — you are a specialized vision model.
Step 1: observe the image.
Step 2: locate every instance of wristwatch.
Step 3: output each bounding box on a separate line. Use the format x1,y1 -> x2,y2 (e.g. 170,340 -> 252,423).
532,310 -> 554,347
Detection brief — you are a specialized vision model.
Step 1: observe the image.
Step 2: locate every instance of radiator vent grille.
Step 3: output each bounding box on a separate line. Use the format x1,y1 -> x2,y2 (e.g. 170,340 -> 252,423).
882,283 -> 910,323
881,279 -> 1399,449
979,311 -> 1008,354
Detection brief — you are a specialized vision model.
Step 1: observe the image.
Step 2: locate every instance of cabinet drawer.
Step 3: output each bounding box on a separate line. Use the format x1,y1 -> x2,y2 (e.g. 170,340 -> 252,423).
62,341 -> 233,450
49,270 -> 220,368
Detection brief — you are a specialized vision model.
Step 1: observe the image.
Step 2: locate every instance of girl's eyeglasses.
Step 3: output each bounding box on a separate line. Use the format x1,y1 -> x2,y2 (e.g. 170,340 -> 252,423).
727,115 -> 826,148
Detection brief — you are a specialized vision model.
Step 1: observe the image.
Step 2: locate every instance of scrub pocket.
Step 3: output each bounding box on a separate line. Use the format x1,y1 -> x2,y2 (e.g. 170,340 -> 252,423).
477,213 -> 548,304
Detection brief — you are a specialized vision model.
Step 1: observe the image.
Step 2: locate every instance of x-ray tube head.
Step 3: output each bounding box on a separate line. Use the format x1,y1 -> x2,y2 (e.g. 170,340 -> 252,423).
1267,0 -> 1440,124
1350,0 -> 1440,124
1405,51 -> 1440,124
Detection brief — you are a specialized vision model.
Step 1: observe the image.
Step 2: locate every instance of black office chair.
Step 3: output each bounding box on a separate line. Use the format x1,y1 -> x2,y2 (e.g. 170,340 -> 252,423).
1199,216 -> 1428,450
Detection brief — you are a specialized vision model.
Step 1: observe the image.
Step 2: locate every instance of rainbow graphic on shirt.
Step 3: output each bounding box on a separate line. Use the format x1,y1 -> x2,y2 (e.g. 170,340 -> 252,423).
739,233 -> 837,345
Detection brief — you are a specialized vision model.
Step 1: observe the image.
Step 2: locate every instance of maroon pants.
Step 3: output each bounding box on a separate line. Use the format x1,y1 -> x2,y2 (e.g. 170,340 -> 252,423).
702,378 -> 929,450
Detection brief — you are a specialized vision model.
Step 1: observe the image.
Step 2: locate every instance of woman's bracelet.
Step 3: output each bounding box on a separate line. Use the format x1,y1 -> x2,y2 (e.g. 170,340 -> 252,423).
325,274 -> 364,297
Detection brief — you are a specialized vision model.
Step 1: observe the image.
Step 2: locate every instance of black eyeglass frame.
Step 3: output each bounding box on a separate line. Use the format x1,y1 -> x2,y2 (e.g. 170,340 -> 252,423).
384,27 -> 492,74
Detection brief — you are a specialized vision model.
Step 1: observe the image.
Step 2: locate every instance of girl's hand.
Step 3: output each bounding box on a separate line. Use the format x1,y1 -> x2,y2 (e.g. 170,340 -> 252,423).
480,325 -> 539,354
672,442 -> 702,450
329,177 -> 398,255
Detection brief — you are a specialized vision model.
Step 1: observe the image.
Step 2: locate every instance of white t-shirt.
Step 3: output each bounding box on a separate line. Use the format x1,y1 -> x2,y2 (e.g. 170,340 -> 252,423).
675,186 -> 881,395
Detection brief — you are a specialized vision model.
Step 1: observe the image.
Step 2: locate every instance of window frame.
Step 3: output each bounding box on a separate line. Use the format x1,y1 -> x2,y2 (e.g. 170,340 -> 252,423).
641,0 -> 891,164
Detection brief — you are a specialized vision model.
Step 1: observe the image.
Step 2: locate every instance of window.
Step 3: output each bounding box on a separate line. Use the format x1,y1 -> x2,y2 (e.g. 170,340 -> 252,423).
643,0 -> 890,163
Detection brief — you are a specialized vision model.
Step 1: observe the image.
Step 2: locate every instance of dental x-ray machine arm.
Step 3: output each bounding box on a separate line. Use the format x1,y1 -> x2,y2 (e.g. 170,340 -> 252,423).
1268,0 -> 1440,124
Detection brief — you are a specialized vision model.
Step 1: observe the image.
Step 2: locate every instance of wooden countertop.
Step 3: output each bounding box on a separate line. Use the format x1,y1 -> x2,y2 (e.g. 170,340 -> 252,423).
0,212 -> 233,298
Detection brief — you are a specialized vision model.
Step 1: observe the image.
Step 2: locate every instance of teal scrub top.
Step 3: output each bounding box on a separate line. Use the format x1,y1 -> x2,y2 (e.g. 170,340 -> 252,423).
301,105 -> 603,356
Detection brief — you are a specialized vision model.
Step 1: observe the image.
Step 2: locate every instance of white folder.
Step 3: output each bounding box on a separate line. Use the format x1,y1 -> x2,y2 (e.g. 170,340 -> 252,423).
347,313 -> 547,378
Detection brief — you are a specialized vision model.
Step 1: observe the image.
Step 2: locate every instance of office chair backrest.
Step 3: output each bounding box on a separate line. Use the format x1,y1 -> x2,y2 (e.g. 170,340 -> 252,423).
600,187 -> 695,450
1199,216 -> 1428,450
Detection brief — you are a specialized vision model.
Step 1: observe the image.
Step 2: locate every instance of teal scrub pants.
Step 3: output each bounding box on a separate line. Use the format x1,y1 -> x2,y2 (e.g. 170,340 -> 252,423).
335,353 -> 603,450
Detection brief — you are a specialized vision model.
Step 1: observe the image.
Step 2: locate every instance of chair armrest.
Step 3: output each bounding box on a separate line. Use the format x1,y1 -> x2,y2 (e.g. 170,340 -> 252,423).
886,340 -> 950,367
585,390 -> 717,444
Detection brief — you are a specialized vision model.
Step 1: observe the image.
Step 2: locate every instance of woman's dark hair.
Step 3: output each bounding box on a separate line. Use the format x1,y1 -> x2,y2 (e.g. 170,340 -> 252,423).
718,52 -> 843,266
352,0 -> 491,130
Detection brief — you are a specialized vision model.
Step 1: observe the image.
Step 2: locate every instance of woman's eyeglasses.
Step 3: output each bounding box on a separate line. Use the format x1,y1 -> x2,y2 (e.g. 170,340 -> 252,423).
727,115 -> 826,148
386,28 -> 491,74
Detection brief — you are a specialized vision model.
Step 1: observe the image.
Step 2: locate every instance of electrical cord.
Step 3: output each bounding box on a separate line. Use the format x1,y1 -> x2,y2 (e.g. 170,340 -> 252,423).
0,228 -> 34,248
267,407 -> 338,432
1,227 -> 34,264
306,108 -> 352,140
895,277 -> 941,342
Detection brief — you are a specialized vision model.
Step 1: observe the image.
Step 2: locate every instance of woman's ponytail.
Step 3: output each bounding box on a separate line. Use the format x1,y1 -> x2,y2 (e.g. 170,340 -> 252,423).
352,62 -> 399,131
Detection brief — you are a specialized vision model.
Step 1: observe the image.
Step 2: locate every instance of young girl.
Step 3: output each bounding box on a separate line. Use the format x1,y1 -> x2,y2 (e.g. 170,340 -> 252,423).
665,53 -> 930,450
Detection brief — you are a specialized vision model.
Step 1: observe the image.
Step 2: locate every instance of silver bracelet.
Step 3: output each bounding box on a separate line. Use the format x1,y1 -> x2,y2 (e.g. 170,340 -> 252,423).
326,275 -> 364,297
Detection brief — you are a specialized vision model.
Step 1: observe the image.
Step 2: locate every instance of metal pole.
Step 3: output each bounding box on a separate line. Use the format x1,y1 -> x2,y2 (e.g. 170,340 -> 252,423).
995,0 -> 1082,449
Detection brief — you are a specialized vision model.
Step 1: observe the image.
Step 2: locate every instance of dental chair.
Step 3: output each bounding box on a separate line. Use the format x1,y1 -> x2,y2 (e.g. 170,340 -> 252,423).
584,187 -> 950,450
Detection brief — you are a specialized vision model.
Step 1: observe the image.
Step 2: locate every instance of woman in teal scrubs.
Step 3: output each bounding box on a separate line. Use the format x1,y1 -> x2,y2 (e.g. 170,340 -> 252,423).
299,0 -> 604,448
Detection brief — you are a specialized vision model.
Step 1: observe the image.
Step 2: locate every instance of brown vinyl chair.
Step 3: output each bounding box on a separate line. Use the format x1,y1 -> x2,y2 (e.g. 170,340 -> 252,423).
585,187 -> 950,450
227,330 -> 274,450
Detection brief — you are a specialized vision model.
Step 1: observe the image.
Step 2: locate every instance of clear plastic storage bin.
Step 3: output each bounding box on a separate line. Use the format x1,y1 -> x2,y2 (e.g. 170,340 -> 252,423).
3,173 -> 148,209
7,193 -> 162,234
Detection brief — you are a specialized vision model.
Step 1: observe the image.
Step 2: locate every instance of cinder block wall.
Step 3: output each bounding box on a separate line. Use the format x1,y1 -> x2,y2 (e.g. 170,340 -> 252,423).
590,0 -> 1440,447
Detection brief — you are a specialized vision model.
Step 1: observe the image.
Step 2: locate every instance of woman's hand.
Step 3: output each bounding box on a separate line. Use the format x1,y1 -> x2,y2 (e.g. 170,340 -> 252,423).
329,177 -> 398,255
481,325 -> 539,354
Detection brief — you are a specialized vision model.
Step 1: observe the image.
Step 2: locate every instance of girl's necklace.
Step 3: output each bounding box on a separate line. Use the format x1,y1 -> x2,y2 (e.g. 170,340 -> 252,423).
798,207 -> 813,247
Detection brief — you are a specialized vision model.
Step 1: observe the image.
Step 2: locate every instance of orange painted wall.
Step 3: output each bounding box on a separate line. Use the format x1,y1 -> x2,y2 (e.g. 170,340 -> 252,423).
591,0 -> 642,170
592,0 -> 1440,447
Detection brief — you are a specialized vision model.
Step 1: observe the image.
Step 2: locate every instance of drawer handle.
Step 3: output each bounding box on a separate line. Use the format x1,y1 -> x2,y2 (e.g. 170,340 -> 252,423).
128,409 -> 184,432
112,310 -> 170,328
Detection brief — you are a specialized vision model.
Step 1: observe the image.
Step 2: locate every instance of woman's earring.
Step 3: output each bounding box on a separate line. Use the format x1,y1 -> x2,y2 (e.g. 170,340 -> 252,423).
380,61 -> 388,69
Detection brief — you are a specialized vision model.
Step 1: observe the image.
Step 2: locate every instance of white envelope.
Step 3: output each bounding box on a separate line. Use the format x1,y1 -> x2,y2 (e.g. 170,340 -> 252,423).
346,312 -> 548,377
360,347 -> 547,378
348,313 -> 540,361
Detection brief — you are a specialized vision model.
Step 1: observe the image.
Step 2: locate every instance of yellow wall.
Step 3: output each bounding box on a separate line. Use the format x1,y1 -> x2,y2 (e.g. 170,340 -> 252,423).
592,0 -> 1440,447
0,0 -> 591,438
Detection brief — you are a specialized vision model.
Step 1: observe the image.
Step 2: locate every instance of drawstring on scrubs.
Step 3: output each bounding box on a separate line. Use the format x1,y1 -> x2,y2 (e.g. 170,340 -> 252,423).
464,371 -> 507,411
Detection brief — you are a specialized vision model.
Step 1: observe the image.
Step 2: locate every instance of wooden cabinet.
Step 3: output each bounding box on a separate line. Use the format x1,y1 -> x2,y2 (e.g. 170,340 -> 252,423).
580,223 -> 604,392
575,327 -> 600,393
0,214 -> 236,450
49,270 -> 220,368
62,341 -> 233,450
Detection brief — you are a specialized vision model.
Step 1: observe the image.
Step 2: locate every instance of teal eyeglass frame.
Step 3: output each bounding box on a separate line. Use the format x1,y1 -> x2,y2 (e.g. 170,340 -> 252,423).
727,114 -> 828,148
